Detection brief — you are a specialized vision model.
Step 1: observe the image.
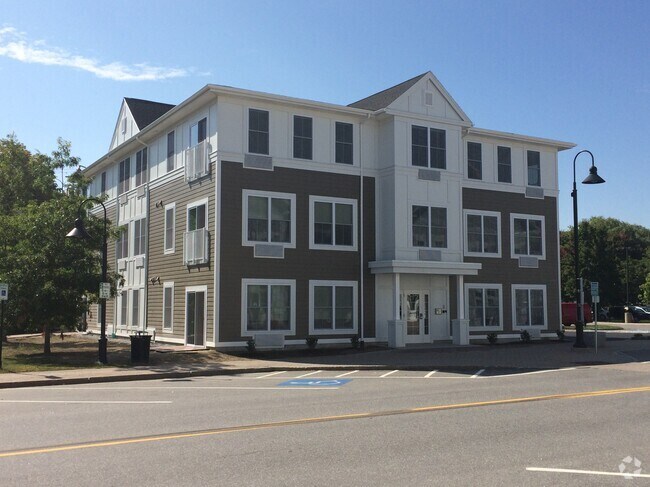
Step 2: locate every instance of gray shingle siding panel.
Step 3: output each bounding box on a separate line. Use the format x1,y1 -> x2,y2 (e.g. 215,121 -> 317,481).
347,73 -> 428,111
125,98 -> 175,130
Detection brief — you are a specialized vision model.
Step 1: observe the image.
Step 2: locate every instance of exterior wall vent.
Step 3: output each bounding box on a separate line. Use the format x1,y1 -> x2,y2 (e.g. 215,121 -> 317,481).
418,169 -> 441,182
525,187 -> 544,199
424,91 -> 434,106
135,256 -> 145,268
117,260 -> 127,271
136,185 -> 147,199
254,244 -> 285,259
253,333 -> 285,349
244,154 -> 274,170
419,249 -> 442,261
518,256 -> 539,268
119,193 -> 128,206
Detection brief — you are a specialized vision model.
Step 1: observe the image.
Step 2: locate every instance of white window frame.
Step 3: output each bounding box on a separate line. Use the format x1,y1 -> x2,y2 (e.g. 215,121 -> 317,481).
409,124 -> 447,170
185,285 -> 208,346
117,289 -> 128,329
121,117 -> 127,134
242,190 -> 296,248
510,213 -> 546,260
463,209 -> 501,258
309,196 -> 358,251
410,204 -> 447,249
187,197 -> 209,232
162,282 -> 174,332
464,283 -> 503,331
247,107 -> 270,156
241,279 -> 296,336
164,203 -> 176,254
511,284 -> 548,330
333,121 -> 355,165
309,280 -> 358,335
132,218 -> 147,257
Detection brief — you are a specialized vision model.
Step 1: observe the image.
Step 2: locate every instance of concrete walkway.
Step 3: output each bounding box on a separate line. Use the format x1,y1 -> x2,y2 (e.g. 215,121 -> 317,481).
0,331 -> 648,389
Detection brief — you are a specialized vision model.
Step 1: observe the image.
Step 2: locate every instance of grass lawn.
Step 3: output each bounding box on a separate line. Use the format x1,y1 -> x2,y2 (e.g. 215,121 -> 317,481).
0,333 -> 240,373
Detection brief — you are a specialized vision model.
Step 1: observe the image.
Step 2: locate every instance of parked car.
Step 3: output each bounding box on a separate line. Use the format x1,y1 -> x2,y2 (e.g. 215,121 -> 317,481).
561,302 -> 593,326
628,305 -> 650,322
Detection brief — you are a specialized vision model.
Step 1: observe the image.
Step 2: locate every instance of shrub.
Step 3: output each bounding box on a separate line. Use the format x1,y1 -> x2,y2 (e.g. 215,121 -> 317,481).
246,338 -> 256,353
486,332 -> 498,344
351,335 -> 360,349
306,337 -> 318,349
520,330 -> 531,343
556,330 -> 565,341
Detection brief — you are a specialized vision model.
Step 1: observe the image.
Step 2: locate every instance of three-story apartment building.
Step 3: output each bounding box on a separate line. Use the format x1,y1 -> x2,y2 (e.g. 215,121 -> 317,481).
83,71 -> 574,348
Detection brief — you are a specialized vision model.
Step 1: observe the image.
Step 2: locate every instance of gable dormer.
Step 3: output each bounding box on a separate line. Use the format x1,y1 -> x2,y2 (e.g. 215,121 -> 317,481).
109,98 -> 175,151
349,71 -> 472,126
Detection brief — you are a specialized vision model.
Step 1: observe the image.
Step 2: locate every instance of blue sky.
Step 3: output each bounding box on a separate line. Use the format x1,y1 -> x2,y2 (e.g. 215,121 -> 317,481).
1,0 -> 648,229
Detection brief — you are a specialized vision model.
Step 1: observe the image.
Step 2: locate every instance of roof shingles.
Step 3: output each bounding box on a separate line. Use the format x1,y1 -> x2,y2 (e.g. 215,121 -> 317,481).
124,97 -> 175,130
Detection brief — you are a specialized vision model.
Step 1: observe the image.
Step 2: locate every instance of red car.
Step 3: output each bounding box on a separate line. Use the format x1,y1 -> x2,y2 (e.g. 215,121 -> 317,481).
562,302 -> 593,326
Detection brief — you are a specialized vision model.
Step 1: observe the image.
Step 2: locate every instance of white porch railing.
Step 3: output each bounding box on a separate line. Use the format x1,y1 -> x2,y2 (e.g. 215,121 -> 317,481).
184,140 -> 210,182
183,228 -> 210,265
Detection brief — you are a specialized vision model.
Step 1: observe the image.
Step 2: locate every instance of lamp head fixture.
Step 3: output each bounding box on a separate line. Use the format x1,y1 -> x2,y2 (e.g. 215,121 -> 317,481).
66,218 -> 92,239
582,165 -> 605,185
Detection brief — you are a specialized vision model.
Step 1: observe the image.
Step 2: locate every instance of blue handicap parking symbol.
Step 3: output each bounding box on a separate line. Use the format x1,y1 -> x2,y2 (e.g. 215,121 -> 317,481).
278,378 -> 351,387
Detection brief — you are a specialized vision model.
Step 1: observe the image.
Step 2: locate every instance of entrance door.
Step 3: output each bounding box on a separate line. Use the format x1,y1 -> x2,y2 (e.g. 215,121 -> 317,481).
186,290 -> 205,346
403,292 -> 429,343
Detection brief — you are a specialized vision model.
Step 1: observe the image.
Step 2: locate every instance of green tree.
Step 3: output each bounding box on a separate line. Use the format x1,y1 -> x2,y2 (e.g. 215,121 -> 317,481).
0,135 -> 119,354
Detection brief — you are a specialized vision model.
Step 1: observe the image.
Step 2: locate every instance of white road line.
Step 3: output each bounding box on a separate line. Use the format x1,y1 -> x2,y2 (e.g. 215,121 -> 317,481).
486,367 -> 577,378
335,370 -> 358,378
527,467 -> 650,478
1,387 -> 337,393
294,370 -> 322,378
0,400 -> 172,404
424,370 -> 438,378
471,369 -> 485,378
380,370 -> 399,378
257,371 -> 286,379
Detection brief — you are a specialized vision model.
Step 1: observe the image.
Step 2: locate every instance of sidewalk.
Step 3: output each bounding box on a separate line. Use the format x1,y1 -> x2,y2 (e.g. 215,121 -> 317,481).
0,332 -> 648,389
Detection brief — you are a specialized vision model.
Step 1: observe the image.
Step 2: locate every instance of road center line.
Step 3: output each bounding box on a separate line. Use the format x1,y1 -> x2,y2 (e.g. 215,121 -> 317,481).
294,370 -> 322,378
0,400 -> 172,405
335,370 -> 358,378
2,384 -> 648,459
527,467 -> 650,478
380,370 -> 398,378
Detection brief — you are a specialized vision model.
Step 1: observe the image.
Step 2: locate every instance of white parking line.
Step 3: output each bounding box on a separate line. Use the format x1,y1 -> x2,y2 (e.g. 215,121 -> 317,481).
471,369 -> 485,378
424,370 -> 438,378
0,400 -> 172,404
527,467 -> 650,478
294,370 -> 322,378
335,370 -> 358,378
380,370 -> 399,378
257,371 -> 286,379
486,367 -> 577,378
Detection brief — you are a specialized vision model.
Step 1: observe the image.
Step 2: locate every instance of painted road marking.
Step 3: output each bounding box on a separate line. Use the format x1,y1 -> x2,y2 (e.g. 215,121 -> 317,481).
256,371 -> 286,379
17,386 -> 339,392
335,370 -> 358,378
527,467 -> 650,479
471,369 -> 485,378
1,384 -> 648,458
424,370 -> 438,378
295,370 -> 323,379
0,400 -> 172,405
278,379 -> 351,387
380,370 -> 398,378
485,367 -> 577,378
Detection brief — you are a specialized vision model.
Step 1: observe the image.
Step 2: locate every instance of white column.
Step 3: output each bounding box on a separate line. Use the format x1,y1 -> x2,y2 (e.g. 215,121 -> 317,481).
393,273 -> 401,320
457,275 -> 465,319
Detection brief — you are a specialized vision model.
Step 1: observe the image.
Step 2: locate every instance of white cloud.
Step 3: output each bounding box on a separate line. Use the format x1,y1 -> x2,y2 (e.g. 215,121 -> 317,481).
0,26 -> 189,81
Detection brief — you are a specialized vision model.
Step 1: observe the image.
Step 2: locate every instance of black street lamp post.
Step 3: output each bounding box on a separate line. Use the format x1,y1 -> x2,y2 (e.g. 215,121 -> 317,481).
572,150 -> 605,348
66,198 -> 108,364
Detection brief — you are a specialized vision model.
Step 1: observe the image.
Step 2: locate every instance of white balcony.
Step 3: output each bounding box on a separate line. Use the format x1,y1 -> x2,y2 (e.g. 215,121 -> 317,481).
183,228 -> 210,266
184,140 -> 210,182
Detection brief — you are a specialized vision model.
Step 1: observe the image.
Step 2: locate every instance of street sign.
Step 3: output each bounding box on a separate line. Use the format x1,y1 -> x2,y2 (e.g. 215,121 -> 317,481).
590,281 -> 599,297
278,379 -> 351,387
99,282 -> 110,300
593,295 -> 600,304
0,283 -> 7,301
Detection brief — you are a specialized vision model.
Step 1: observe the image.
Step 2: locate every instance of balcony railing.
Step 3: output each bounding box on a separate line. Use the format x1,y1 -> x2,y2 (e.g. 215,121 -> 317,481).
183,228 -> 210,266
184,140 -> 210,182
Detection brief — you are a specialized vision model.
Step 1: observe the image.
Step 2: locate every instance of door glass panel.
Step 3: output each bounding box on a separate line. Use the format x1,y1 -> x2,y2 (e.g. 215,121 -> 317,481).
187,292 -> 196,344
195,292 -> 205,346
406,294 -> 420,335
423,294 -> 429,335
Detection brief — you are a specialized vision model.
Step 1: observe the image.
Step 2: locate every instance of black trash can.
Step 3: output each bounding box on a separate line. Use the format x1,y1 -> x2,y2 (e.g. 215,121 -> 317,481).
130,331 -> 152,363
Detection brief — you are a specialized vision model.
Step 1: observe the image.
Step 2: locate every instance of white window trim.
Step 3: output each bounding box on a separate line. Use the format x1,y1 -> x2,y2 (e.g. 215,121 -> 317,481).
185,285 -> 208,346
164,203 -> 176,255
131,288 -> 142,330
409,203 -> 447,250
331,120 -> 356,166
117,289 -> 128,329
242,190 -> 297,248
463,209 -> 502,258
309,195 -> 358,251
132,217 -> 147,257
162,282 -> 174,332
309,280 -> 358,335
186,197 -> 209,232
512,284 -> 548,330
292,114 -> 313,161
510,213 -> 546,260
464,283 -> 503,331
246,107 -> 270,156
241,279 -> 296,337
409,123 -> 447,170
496,145 -> 512,184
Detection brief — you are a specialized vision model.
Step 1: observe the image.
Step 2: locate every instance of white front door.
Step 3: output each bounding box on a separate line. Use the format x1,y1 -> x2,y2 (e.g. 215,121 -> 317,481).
403,291 -> 429,344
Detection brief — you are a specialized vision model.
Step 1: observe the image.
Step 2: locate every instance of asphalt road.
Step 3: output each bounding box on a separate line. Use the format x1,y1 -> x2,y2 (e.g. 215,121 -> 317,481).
1,363 -> 649,486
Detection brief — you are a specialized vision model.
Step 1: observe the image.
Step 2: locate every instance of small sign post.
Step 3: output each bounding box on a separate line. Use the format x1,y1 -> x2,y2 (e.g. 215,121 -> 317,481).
0,283 -> 8,368
99,282 -> 110,300
590,282 -> 599,354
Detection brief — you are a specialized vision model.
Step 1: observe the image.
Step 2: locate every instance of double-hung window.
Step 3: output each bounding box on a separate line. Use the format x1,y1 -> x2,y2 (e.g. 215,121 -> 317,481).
242,279 -> 295,333
133,218 -> 146,256
248,109 -> 269,155
162,283 -> 174,331
466,284 -> 502,329
310,196 -> 357,250
166,131 -> 175,172
184,199 -> 209,266
467,142 -> 482,180
131,289 -> 141,329
513,285 -> 546,328
527,150 -> 541,186
335,122 -> 353,164
100,171 -> 107,195
309,281 -> 358,334
190,118 -> 206,147
118,157 -> 130,195
135,148 -> 148,187
243,191 -> 296,247
293,115 -> 312,160
164,203 -> 175,254
497,146 -> 512,183
116,226 -> 129,260
412,206 -> 447,248
464,210 -> 500,257
511,214 -> 545,258
411,126 -> 446,169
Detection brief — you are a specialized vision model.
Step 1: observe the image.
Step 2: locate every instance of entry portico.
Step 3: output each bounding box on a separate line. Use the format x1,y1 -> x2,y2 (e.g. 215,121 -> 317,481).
371,260 -> 481,346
